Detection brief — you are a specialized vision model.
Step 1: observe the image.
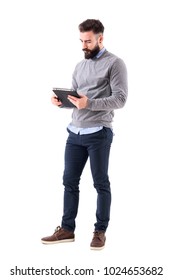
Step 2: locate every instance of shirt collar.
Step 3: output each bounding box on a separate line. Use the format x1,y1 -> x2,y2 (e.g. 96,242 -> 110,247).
95,47 -> 106,59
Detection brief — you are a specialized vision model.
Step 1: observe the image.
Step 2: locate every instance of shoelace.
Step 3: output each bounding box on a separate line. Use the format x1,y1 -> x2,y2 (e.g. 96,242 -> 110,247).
54,226 -> 61,233
93,231 -> 103,240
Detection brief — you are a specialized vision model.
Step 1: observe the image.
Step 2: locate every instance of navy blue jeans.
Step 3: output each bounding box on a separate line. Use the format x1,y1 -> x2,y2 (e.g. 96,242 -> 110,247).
61,127 -> 113,232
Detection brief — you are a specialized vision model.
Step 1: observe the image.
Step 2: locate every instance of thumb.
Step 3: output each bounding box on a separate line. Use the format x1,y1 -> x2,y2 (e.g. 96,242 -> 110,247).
78,93 -> 85,98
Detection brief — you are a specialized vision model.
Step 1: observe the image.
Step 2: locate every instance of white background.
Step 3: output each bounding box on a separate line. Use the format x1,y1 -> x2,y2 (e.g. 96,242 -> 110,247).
0,0 -> 173,279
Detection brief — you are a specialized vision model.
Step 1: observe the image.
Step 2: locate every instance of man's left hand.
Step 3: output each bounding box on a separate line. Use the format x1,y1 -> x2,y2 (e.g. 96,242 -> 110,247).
67,94 -> 88,109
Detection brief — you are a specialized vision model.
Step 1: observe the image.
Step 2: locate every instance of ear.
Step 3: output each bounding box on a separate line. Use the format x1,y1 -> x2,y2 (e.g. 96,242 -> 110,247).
99,34 -> 103,43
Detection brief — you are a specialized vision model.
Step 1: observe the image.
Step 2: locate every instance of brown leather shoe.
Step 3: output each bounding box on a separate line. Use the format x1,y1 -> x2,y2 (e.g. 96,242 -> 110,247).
90,231 -> 106,250
41,226 -> 75,244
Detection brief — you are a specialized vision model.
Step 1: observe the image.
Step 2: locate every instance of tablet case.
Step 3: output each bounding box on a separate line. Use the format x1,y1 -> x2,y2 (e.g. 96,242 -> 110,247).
52,88 -> 80,108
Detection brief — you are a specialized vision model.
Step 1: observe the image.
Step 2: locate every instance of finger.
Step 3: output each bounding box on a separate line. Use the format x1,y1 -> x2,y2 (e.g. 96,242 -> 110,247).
68,98 -> 78,108
78,93 -> 84,97
68,99 -> 76,105
67,95 -> 78,102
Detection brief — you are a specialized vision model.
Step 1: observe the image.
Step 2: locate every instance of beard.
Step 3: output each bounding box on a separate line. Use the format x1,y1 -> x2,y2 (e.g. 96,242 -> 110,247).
83,44 -> 100,59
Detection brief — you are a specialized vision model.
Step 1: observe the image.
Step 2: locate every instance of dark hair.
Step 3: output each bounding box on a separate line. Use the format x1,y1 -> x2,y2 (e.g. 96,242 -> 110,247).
78,19 -> 104,34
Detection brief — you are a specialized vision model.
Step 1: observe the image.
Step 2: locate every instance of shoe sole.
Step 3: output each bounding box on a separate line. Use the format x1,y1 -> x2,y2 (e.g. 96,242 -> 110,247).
90,245 -> 105,250
41,238 -> 75,244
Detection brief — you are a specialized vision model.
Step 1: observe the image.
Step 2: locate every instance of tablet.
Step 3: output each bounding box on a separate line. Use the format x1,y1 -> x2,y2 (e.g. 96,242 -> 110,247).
52,87 -> 80,108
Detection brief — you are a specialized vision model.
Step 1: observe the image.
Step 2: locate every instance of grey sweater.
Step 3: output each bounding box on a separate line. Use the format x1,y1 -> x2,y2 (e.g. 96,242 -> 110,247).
71,50 -> 128,129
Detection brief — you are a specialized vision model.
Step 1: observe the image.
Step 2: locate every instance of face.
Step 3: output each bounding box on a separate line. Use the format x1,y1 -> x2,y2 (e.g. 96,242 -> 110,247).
80,31 -> 103,59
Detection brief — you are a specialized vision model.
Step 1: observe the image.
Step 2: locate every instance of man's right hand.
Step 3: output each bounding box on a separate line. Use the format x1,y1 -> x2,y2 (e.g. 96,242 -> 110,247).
51,96 -> 62,107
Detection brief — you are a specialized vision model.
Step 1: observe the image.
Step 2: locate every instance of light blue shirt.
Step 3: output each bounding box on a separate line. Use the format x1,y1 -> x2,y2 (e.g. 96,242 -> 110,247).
68,124 -> 103,135
68,48 -> 106,135
95,47 -> 106,58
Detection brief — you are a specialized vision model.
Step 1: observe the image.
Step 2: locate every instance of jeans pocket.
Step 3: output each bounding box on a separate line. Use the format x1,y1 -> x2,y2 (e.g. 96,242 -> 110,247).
103,127 -> 113,142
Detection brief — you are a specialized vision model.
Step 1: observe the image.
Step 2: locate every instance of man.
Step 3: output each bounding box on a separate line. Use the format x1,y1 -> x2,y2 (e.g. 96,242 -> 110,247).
41,19 -> 128,250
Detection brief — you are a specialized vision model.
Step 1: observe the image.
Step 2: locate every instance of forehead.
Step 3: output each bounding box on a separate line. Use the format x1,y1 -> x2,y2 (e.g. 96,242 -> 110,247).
79,31 -> 97,41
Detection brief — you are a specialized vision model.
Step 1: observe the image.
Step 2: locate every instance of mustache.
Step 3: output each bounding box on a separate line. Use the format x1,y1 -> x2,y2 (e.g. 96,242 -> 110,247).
82,48 -> 90,52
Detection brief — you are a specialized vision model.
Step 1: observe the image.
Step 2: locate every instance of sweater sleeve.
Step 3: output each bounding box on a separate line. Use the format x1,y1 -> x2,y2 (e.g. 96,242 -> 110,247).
87,58 -> 128,111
